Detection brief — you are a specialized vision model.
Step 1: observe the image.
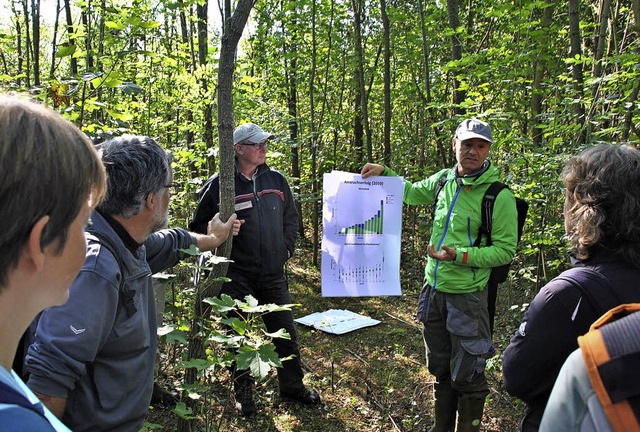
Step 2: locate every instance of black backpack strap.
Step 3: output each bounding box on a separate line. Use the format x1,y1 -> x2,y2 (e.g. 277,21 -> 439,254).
0,379 -> 47,418
554,266 -> 616,317
431,174 -> 449,219
434,174 -> 448,201
474,181 -> 508,247
85,231 -> 137,317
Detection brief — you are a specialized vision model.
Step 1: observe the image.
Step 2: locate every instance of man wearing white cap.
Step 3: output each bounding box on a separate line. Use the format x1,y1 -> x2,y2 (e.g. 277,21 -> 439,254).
190,122 -> 320,416
361,118 -> 518,431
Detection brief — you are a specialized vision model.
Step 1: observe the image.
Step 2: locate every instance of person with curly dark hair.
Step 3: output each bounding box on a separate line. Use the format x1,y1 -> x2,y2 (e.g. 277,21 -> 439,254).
503,144 -> 640,432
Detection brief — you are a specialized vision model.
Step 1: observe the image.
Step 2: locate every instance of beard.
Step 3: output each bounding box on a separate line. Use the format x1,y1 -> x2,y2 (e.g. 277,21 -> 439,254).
149,211 -> 169,234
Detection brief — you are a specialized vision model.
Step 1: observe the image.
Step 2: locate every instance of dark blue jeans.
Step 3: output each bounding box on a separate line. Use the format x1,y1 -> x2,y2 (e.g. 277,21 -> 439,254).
222,269 -> 305,393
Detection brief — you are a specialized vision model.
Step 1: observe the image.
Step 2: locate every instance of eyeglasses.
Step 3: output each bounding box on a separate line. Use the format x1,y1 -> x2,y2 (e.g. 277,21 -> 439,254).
164,182 -> 180,194
243,140 -> 269,150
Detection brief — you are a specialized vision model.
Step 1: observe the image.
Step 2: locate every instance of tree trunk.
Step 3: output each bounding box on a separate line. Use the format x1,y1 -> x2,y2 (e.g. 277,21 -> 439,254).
49,0 -> 60,78
283,2 -> 305,243
531,1 -> 555,147
81,0 -> 93,71
64,0 -> 78,75
568,0 -> 586,142
197,0 -> 214,151
447,0 -> 464,115
418,0 -> 448,166
381,0 -> 391,167
177,0 -> 196,150
310,0 -> 320,266
31,0 -> 40,86
351,0 -> 372,164
178,2 -> 255,430
593,0 -> 613,82
11,2 -> 24,85
622,0 -> 640,140
178,0 -> 196,71
587,0 -> 613,141
97,0 -> 105,71
353,78 -> 364,163
22,0 -> 31,88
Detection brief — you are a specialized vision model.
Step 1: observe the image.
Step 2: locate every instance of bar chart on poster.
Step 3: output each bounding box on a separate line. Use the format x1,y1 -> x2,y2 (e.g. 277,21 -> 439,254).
321,171 -> 404,297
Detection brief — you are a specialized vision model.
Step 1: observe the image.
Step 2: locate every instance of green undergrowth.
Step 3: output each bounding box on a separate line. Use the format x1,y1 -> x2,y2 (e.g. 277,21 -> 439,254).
147,243 -> 527,431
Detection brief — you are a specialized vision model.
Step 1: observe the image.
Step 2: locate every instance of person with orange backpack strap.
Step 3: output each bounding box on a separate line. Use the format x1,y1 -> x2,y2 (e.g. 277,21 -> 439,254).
540,303 -> 640,432
503,144 -> 640,432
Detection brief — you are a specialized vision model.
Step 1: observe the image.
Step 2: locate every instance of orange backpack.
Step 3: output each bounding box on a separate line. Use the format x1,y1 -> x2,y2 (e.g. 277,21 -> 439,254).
578,303 -> 640,432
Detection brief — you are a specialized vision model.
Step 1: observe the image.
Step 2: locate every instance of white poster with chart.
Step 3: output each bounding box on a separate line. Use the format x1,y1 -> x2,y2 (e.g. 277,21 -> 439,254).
321,171 -> 404,297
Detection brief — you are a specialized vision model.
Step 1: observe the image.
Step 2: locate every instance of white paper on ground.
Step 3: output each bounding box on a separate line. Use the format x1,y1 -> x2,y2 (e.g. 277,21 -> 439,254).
295,309 -> 381,335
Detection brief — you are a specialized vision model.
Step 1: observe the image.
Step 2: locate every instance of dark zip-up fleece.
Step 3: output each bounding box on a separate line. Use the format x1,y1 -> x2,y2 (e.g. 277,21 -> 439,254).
502,249 -> 640,431
190,161 -> 298,278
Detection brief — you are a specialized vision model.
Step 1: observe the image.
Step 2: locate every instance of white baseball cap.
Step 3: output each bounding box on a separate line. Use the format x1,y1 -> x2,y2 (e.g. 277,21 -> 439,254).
233,123 -> 275,145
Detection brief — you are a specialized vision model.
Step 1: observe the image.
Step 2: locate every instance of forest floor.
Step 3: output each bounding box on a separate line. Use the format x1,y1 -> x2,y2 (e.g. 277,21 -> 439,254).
146,243 -> 527,431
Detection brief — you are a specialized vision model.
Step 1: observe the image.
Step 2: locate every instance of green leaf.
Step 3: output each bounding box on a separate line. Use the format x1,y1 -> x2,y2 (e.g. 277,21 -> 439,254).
117,82 -> 144,95
106,109 -> 131,121
235,344 -> 282,380
104,21 -> 126,30
208,332 -> 242,346
264,328 -> 291,340
226,318 -> 248,335
55,45 -> 76,58
125,16 -> 142,26
139,20 -> 160,29
179,244 -> 201,256
203,254 -> 233,265
242,295 -> 259,308
238,300 -> 298,314
174,402 -> 194,419
180,358 -> 214,371
152,272 -> 176,281
204,293 -> 236,312
157,324 -> 175,337
100,71 -> 124,89
165,330 -> 188,345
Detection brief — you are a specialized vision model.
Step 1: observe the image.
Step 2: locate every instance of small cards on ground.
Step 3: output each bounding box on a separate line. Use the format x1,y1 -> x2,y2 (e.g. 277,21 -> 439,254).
295,309 -> 381,335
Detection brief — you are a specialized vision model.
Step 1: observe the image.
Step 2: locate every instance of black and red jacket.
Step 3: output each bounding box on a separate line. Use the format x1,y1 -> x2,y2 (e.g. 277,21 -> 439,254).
189,161 -> 298,278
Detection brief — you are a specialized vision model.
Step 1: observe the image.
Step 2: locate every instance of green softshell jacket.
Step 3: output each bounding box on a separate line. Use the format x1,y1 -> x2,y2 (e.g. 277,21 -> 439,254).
384,163 -> 518,293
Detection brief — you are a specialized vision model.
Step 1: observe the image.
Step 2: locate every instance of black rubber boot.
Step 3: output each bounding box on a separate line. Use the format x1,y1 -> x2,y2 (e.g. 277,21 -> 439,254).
456,392 -> 486,432
428,383 -> 458,432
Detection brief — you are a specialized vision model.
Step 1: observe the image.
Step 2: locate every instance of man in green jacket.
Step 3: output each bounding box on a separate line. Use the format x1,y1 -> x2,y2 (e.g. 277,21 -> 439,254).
361,118 -> 518,431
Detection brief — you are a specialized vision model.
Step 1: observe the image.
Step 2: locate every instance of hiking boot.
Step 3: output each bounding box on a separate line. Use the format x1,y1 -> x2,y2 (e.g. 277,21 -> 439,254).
151,383 -> 179,408
234,379 -> 256,416
280,387 -> 321,405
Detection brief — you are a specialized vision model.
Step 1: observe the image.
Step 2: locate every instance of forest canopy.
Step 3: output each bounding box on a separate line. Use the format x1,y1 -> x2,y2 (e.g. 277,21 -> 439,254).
1,0 -> 638,288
